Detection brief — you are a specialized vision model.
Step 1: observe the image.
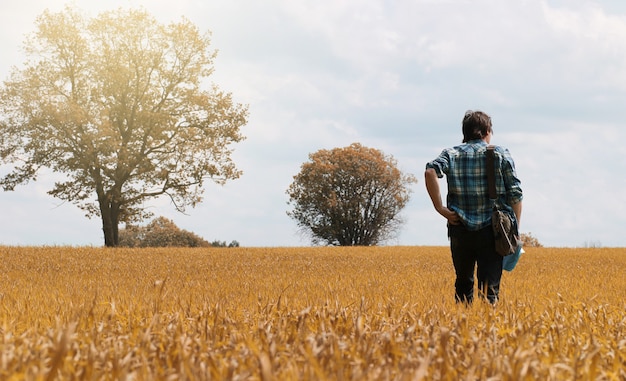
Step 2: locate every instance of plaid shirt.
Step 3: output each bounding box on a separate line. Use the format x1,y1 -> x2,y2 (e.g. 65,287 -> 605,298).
426,139 -> 523,231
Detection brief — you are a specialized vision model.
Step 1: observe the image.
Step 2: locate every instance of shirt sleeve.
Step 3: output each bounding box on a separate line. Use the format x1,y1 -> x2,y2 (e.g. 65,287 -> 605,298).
500,148 -> 523,204
425,149 -> 450,179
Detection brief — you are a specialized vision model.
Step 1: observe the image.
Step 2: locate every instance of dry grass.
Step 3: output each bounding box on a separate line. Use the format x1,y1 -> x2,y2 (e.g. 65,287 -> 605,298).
0,246 -> 625,380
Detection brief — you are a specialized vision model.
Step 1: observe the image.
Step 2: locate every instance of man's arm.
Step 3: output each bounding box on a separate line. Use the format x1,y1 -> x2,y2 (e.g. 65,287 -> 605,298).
425,168 -> 460,225
511,201 -> 522,227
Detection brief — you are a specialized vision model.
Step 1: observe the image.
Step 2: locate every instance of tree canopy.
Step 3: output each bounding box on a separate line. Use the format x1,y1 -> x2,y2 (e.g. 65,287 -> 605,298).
0,6 -> 248,246
287,143 -> 416,246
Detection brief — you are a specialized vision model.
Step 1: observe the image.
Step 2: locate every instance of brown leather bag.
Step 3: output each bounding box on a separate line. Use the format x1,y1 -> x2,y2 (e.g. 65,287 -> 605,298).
486,146 -> 520,256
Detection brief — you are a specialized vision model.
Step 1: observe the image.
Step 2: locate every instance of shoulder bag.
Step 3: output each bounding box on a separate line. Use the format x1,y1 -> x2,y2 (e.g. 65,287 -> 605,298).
486,146 -> 522,266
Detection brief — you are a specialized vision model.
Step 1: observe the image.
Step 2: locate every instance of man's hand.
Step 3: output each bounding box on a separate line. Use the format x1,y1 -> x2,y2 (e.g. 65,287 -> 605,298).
437,206 -> 461,225
425,168 -> 462,225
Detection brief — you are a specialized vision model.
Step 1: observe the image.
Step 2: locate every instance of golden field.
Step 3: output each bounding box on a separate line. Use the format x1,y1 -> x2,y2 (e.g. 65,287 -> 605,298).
0,246 -> 625,380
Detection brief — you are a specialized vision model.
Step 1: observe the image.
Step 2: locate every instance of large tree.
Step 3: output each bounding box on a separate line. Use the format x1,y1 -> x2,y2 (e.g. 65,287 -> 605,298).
287,143 -> 416,246
0,7 -> 248,246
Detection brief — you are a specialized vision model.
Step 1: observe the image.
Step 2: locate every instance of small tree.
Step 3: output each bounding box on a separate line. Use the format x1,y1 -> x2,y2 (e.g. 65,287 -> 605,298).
119,216 -> 210,247
210,240 -> 240,248
520,232 -> 543,247
0,7 -> 247,246
287,143 -> 417,246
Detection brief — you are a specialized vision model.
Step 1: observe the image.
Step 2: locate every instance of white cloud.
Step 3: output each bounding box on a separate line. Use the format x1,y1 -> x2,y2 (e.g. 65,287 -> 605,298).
541,2 -> 626,90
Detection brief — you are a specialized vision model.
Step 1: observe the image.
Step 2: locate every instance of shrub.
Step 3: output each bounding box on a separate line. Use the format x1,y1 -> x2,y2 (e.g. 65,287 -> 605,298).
119,217 -> 210,247
210,240 -> 240,248
520,232 -> 543,247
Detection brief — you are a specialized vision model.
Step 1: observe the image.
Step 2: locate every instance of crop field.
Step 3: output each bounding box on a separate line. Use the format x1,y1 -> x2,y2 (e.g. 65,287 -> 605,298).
0,246 -> 625,380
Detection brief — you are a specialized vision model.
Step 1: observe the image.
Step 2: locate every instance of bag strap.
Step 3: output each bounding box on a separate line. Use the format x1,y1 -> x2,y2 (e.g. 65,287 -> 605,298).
486,145 -> 497,200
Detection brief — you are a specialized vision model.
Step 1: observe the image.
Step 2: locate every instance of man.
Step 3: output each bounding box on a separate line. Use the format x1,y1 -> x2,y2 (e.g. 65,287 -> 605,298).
425,110 -> 523,304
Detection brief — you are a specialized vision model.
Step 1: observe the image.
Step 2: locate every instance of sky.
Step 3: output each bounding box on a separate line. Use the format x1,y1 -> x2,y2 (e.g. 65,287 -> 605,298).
1,0 -> 625,248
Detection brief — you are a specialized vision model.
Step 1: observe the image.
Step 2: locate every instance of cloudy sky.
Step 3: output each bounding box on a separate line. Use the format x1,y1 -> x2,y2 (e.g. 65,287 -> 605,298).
1,0 -> 625,248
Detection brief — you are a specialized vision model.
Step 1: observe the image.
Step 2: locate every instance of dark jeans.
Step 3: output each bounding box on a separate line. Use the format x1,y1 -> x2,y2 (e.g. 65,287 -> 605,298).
448,224 -> 503,304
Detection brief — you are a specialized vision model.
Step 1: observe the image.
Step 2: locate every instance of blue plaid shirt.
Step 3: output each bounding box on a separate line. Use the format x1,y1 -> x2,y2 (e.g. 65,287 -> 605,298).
426,139 -> 523,231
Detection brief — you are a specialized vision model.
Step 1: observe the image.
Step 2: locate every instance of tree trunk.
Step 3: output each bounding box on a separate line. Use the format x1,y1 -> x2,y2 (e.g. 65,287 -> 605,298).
101,217 -> 113,247
100,202 -> 114,247
98,190 -> 121,247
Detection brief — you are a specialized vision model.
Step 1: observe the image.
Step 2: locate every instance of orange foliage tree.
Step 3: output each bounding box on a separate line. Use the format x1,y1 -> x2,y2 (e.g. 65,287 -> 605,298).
287,143 -> 417,246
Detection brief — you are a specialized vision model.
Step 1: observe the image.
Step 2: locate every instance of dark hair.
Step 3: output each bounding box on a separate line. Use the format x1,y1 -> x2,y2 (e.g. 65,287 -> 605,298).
462,110 -> 492,143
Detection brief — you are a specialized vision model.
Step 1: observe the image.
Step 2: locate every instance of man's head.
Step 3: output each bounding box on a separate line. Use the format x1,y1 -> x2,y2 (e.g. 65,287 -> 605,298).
462,110 -> 492,143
